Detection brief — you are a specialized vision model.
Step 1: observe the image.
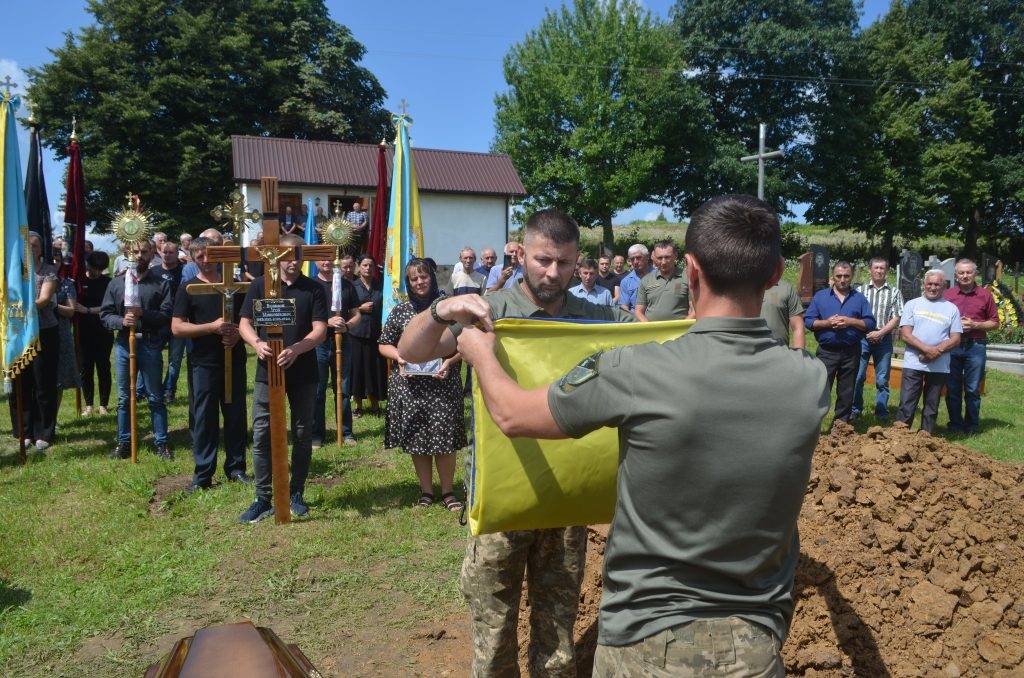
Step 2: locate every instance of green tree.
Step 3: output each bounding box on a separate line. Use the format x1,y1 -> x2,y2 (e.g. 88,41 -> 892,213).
668,0 -> 860,214
28,0 -> 389,233
493,0 -> 710,248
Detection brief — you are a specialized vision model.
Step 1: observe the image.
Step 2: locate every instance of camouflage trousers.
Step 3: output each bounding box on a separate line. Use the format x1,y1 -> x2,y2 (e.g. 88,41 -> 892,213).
592,617 -> 784,677
460,526 -> 587,677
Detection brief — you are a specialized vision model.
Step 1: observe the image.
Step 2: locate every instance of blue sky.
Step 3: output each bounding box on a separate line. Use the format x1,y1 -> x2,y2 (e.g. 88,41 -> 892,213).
2,0 -> 892,248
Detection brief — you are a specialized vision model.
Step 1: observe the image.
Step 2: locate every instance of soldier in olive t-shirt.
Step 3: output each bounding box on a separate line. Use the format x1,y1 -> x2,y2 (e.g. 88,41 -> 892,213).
547,317 -> 828,649
760,280 -> 805,346
636,266 -> 690,320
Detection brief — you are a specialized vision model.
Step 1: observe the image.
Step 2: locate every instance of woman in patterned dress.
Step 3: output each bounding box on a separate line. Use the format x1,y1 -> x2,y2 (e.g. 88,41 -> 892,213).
378,260 -> 466,512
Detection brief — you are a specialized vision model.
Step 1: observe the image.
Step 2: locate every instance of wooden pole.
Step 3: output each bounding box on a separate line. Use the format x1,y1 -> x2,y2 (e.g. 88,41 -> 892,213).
15,375 -> 26,464
222,262 -> 234,405
73,317 -> 83,416
129,328 -> 138,464
334,320 -> 343,445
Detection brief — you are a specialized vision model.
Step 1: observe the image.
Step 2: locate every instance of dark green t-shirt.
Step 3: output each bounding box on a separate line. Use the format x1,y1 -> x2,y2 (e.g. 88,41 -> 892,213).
636,267 -> 689,320
760,280 -> 804,344
453,280 -> 634,329
548,316 -> 828,647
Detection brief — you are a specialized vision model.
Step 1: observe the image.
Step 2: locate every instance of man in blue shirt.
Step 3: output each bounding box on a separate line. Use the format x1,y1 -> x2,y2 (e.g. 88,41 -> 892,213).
474,247 -> 497,279
485,241 -> 524,292
805,261 -> 876,423
569,258 -> 614,305
896,270 -> 961,433
617,243 -> 650,313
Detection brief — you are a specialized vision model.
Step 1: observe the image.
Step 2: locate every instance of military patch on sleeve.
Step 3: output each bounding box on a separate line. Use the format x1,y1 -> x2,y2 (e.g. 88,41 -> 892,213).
558,351 -> 603,393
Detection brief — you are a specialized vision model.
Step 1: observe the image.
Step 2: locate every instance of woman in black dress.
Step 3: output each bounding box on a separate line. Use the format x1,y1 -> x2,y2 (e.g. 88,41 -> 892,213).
378,260 -> 465,511
74,251 -> 114,415
349,254 -> 387,415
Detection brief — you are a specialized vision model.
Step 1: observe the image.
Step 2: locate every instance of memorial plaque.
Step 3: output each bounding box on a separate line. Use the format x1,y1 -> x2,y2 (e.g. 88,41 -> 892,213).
798,251 -> 814,304
899,250 -> 923,301
810,245 -> 830,294
253,298 -> 296,326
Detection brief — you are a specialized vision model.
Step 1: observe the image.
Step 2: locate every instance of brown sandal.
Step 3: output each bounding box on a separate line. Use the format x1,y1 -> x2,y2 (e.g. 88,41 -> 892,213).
416,492 -> 435,508
440,493 -> 463,513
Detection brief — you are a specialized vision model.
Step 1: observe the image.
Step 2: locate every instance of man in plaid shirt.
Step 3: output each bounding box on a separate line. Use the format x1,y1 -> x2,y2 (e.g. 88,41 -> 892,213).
854,257 -> 904,419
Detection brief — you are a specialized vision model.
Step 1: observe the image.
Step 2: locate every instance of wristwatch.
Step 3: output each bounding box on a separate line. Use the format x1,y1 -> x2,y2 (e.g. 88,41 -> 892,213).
430,297 -> 455,326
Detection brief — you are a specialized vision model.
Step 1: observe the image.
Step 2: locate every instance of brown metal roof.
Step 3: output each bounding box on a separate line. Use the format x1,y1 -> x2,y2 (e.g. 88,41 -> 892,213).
231,135 -> 526,197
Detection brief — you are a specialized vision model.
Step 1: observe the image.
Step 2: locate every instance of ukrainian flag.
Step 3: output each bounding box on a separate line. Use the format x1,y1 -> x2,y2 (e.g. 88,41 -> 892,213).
382,113 -> 424,323
469,318 -> 693,535
302,197 -> 318,278
0,93 -> 39,388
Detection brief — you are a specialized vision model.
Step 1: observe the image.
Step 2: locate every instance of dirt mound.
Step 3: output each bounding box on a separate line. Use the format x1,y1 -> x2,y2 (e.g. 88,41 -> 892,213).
519,423 -> 1024,676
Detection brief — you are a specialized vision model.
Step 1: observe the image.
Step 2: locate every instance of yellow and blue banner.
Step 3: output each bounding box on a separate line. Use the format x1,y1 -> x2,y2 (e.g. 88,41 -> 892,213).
469,317 -> 693,535
0,93 -> 39,387
382,113 -> 424,323
302,197 -> 318,278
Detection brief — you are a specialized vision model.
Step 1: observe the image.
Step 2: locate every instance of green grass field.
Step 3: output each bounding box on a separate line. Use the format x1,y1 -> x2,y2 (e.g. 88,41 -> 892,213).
0,336 -> 1021,675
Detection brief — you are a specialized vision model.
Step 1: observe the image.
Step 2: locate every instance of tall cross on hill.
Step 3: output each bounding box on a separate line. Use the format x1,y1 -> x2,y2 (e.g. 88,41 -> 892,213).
740,123 -> 785,200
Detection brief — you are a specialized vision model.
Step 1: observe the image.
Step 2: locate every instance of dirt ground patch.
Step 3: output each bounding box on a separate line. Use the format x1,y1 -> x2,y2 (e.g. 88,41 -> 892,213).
148,474 -> 193,514
510,423 -> 1024,676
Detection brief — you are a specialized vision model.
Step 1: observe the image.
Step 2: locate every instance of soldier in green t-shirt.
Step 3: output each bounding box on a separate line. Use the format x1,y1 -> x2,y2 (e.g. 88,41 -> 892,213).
635,239 -> 693,321
760,279 -> 806,348
398,208 -> 631,677
454,195 -> 828,676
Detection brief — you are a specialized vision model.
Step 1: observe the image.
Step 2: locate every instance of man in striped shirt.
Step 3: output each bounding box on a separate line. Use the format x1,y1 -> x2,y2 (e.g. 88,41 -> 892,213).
854,257 -> 903,419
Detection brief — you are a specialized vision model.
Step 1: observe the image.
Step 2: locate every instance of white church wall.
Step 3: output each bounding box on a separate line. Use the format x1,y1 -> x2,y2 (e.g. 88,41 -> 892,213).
239,183 -> 508,264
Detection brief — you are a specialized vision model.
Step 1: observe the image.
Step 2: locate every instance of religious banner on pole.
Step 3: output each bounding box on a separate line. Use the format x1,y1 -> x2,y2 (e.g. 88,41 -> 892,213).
25,116 -> 52,263
382,113 -> 424,323
0,90 -> 39,388
302,197 -> 318,279
65,118 -> 87,296
368,140 -> 389,271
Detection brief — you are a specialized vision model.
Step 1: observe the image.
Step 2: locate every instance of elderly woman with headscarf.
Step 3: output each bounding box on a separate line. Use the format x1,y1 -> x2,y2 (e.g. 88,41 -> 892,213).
8,233 -> 60,452
378,259 -> 466,512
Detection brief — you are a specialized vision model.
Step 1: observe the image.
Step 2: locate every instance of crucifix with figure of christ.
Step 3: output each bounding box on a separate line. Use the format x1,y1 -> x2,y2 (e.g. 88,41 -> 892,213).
207,178 -> 335,524
184,191 -> 261,404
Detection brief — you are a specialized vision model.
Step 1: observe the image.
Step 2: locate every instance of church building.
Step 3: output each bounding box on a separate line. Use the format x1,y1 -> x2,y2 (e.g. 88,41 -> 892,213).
231,135 -> 526,265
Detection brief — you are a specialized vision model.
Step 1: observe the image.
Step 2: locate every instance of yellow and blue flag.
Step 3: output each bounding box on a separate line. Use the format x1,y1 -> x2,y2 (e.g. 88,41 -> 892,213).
0,93 -> 39,388
302,197 -> 318,278
382,113 -> 424,323
469,317 -> 693,535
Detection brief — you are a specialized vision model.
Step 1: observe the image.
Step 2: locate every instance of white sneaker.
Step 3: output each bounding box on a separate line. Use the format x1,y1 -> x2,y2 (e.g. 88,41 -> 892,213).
22,438 -> 32,447
81,406 -> 93,416
97,406 -> 109,415
35,440 -> 50,451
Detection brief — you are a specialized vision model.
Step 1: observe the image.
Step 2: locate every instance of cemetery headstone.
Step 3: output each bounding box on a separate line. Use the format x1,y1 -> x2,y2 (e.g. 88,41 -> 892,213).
798,252 -> 814,304
940,258 -> 956,289
810,245 -> 830,294
899,249 -> 923,301
981,254 -> 998,285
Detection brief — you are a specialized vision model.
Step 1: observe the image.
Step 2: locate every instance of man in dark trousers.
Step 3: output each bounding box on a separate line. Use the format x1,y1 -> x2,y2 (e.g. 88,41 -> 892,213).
100,239 -> 174,459
171,237 -> 251,492
454,195 -> 828,675
237,234 -> 328,523
805,261 -> 876,424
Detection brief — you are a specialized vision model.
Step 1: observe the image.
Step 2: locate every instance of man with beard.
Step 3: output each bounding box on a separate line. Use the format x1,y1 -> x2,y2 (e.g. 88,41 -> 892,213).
398,208 -> 632,677
100,239 -> 174,459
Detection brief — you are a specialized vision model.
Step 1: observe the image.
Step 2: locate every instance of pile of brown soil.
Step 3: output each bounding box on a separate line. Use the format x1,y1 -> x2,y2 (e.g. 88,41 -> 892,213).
519,423 -> 1024,676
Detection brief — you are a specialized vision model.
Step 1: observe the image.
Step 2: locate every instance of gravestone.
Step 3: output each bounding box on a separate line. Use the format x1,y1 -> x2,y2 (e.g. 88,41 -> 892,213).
981,254 -> 998,285
940,258 -> 956,289
798,252 -> 814,303
810,245 -> 830,294
899,249 -> 923,301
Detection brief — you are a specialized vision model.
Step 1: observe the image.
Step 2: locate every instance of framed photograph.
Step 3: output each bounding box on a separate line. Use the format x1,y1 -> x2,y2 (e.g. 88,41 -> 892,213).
404,358 -> 443,376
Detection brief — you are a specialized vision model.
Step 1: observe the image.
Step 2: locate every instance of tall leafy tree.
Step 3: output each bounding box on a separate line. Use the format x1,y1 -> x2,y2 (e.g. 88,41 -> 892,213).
28,0 -> 390,233
493,0 -> 710,248
668,0 -> 860,214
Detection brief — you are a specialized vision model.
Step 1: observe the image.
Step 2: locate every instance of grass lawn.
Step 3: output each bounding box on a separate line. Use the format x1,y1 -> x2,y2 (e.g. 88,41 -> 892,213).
0,340 -> 1021,675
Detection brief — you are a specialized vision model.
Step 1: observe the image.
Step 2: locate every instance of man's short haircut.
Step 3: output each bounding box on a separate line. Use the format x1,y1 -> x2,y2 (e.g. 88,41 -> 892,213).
190,236 -> 211,255
833,261 -> 853,273
279,234 -> 303,248
684,195 -> 781,295
956,258 -> 977,272
598,255 -> 611,262
627,243 -> 649,257
87,250 -> 109,270
652,239 -> 678,256
924,269 -> 945,281
524,208 -> 580,245
579,258 -> 598,270
869,256 -> 888,268
340,253 -> 355,263
460,246 -> 476,258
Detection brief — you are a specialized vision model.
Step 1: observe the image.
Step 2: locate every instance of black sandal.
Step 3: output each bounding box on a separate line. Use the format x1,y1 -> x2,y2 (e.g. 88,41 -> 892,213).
416,492 -> 435,508
440,492 -> 464,513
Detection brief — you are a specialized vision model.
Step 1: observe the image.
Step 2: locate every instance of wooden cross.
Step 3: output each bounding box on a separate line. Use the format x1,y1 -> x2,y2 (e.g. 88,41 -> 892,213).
184,275 -> 249,404
207,177 -> 334,524
740,123 -> 785,200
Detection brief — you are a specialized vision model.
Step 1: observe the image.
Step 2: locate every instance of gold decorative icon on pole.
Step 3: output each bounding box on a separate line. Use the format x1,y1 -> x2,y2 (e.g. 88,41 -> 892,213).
210,190 -> 261,243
